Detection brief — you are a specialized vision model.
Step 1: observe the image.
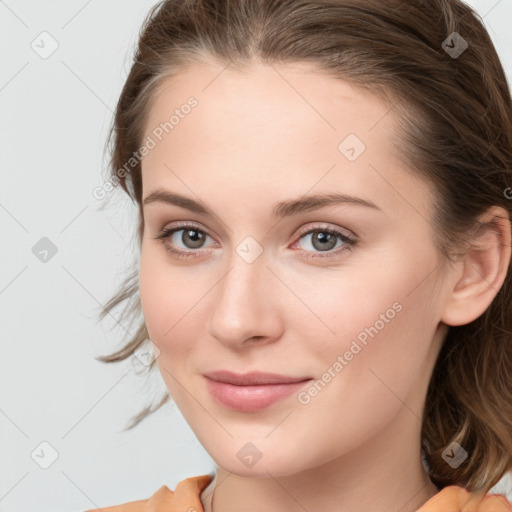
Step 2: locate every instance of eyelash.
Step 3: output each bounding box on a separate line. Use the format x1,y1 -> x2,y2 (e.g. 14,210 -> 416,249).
153,222 -> 357,261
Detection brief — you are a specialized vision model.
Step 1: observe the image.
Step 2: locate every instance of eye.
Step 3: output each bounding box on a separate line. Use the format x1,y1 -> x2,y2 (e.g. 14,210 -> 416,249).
153,223 -> 215,259
291,225 -> 357,259
153,222 -> 357,260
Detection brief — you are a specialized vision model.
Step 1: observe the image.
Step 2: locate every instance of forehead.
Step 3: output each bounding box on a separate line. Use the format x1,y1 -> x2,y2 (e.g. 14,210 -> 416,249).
140,60 -> 433,220
143,59 -> 390,145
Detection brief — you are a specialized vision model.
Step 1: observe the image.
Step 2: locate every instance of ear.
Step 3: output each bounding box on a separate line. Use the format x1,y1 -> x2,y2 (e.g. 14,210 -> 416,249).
441,206 -> 511,327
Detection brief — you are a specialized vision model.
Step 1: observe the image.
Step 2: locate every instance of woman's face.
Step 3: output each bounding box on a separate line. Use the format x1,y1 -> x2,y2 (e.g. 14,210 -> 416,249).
138,60 -> 455,476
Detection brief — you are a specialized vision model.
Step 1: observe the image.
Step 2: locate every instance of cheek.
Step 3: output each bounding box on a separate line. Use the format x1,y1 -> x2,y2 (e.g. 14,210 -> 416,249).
138,252 -> 202,401
289,263 -> 406,352
138,246 -> 197,351
139,249 -> 165,341
297,251 -> 441,383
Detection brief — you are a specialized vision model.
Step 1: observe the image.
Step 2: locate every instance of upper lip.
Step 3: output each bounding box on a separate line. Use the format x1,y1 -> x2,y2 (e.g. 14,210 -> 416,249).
204,370 -> 313,386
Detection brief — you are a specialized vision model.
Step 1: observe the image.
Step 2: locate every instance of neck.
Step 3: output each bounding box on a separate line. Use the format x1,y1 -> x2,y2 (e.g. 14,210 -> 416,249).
200,409 -> 440,512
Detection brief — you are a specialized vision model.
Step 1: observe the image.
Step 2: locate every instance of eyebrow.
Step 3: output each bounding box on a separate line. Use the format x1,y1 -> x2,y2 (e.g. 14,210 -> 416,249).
142,188 -> 381,219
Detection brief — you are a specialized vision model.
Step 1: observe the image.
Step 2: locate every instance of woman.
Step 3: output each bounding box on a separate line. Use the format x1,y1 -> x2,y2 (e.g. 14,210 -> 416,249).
88,0 -> 512,510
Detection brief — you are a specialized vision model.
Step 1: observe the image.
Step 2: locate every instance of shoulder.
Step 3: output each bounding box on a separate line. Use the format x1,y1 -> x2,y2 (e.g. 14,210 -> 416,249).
83,474 -> 213,512
417,484 -> 512,511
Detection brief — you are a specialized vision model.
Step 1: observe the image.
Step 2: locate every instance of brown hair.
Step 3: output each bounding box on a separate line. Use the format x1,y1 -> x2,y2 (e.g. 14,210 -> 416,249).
95,0 -> 512,494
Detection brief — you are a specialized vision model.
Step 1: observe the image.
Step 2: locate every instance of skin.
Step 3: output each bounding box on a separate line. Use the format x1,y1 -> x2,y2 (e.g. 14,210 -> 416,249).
138,59 -> 511,512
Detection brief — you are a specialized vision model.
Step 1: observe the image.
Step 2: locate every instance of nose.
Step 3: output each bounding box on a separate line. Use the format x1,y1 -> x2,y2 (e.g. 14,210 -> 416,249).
206,249 -> 283,349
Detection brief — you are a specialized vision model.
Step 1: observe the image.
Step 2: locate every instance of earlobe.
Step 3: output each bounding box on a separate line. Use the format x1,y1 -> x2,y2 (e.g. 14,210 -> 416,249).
441,206 -> 511,327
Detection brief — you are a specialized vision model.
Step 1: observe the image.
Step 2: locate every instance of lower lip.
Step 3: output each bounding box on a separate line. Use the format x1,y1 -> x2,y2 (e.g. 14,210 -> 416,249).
205,377 -> 313,412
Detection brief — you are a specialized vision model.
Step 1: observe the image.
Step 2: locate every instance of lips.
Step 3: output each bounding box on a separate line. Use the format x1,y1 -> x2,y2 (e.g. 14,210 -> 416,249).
203,370 -> 312,386
203,370 -> 314,412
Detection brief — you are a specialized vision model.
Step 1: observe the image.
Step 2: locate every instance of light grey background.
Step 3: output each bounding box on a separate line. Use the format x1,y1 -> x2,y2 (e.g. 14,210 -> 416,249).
1,1 -> 511,511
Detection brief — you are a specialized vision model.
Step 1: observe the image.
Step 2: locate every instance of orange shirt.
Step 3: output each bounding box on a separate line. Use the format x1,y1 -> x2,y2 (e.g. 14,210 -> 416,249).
84,474 -> 512,512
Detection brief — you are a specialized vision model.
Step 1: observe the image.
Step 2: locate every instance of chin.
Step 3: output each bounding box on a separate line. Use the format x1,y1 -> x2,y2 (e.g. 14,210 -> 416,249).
202,438 -> 322,478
